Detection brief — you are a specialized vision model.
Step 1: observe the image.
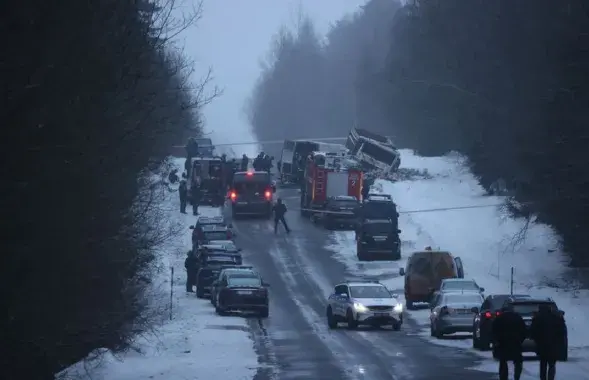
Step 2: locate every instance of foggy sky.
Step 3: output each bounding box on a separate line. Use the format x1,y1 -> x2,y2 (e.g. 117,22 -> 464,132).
180,0 -> 367,156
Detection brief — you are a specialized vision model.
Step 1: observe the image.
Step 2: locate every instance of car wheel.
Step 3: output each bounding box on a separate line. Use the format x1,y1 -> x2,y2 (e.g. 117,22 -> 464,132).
392,321 -> 401,331
196,286 -> 205,299
326,307 -> 338,329
434,324 -> 443,339
210,292 -> 216,304
406,300 -> 414,310
259,307 -> 269,318
346,309 -> 358,330
215,304 -> 227,316
430,323 -> 435,337
472,329 -> 479,349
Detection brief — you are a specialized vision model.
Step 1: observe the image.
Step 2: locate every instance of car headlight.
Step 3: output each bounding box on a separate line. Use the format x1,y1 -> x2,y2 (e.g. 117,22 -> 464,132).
394,303 -> 403,313
353,302 -> 368,312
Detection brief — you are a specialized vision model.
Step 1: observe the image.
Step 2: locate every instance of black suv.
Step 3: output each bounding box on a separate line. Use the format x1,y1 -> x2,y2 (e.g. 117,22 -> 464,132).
358,194 -> 399,221
356,219 -> 401,261
472,294 -> 531,350
322,195 -> 359,230
213,270 -> 270,317
195,253 -> 239,298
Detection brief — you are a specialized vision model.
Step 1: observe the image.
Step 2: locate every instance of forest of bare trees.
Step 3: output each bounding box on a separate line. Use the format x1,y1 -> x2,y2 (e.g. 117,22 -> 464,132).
1,0 -> 211,378
248,0 -> 589,265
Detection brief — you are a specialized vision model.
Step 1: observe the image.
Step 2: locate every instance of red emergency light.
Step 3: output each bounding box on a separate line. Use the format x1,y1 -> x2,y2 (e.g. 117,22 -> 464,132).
264,190 -> 271,200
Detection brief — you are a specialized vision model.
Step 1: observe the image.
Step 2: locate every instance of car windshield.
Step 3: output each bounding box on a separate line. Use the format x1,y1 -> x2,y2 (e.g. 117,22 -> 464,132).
227,275 -> 261,287
512,302 -> 557,315
204,231 -> 228,240
350,285 -> 392,298
443,281 -> 479,291
444,294 -> 483,304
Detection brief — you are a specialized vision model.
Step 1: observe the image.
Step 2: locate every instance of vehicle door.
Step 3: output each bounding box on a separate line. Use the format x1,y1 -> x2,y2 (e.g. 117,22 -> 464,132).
333,285 -> 349,316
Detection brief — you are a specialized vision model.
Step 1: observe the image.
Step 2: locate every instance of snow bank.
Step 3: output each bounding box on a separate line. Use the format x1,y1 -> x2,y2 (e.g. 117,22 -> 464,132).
60,158 -> 257,380
325,149 -> 589,376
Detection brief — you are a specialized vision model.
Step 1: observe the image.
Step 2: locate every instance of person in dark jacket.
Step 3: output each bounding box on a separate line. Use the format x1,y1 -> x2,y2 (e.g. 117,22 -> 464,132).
179,179 -> 188,213
492,304 -> 527,380
272,198 -> 290,234
168,169 -> 179,184
191,182 -> 201,215
530,304 -> 567,380
241,154 -> 249,171
184,250 -> 197,292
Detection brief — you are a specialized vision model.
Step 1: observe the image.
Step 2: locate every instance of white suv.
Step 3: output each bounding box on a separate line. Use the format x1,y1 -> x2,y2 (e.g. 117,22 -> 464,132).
326,281 -> 403,330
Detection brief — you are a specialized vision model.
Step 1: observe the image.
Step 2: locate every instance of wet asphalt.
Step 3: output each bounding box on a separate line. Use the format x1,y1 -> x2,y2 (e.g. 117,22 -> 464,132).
229,187 -> 496,380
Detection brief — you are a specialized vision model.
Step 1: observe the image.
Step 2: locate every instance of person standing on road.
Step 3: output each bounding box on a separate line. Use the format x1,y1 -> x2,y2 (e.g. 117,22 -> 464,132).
492,304 -> 527,380
179,179 -> 187,213
530,304 -> 567,380
272,198 -> 290,234
184,250 -> 197,293
240,154 -> 249,171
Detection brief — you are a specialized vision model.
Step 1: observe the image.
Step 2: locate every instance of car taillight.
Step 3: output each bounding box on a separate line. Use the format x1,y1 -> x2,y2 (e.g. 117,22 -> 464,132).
484,311 -> 500,319
264,190 -> 271,200
226,230 -> 232,239
230,191 -> 237,201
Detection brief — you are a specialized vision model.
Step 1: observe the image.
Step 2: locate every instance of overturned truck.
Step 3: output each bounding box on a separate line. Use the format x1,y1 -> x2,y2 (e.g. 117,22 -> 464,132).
346,127 -> 400,176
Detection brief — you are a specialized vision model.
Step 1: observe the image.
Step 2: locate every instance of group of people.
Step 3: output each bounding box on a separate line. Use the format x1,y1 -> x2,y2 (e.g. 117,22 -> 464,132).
492,303 -> 567,380
252,152 -> 273,173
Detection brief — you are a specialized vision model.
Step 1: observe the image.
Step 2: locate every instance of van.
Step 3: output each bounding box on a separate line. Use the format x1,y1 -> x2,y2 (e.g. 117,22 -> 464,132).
398,248 -> 464,309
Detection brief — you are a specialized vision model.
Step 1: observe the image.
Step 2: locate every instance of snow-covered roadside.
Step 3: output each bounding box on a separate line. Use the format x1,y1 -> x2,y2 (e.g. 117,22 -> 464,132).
325,149 -> 589,377
60,158 -> 257,380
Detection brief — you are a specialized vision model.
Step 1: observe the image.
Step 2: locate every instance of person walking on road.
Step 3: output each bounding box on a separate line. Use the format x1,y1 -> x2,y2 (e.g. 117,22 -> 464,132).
492,304 -> 527,380
272,198 -> 290,234
184,250 -> 197,292
179,179 -> 187,213
530,304 -> 567,380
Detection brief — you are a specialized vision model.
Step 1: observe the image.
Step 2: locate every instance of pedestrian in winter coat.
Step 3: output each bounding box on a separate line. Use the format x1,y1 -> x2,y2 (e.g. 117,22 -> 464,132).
272,198 -> 290,234
530,304 -> 567,380
492,304 -> 527,380
191,183 -> 201,215
240,154 -> 249,172
184,250 -> 198,292
168,169 -> 179,184
179,180 -> 188,213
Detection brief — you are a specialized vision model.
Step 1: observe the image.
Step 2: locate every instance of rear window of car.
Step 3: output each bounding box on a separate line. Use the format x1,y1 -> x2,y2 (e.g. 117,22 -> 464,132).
511,302 -> 558,315
363,222 -> 393,235
442,281 -> 479,291
227,275 -> 261,287
204,231 -> 228,241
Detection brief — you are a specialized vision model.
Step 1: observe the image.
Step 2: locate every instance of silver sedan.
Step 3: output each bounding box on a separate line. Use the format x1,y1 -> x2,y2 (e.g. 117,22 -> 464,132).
429,292 -> 484,338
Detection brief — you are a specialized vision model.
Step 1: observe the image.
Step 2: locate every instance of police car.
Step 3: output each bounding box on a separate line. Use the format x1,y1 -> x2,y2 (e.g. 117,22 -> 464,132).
326,280 -> 403,330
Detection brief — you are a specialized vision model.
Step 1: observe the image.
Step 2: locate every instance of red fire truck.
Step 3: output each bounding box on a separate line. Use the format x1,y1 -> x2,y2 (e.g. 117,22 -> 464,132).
300,151 -> 364,217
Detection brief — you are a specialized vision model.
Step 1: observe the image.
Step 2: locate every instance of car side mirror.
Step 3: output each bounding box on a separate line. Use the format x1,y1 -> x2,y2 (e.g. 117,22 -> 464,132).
392,293 -> 399,298
470,306 -> 479,313
212,280 -> 218,286
559,310 -> 565,316
227,223 -> 233,228
237,248 -> 242,252
399,268 -> 405,276
338,293 -> 349,299
262,282 -> 270,287
479,287 -> 485,292
397,229 -> 402,233
189,225 -> 194,229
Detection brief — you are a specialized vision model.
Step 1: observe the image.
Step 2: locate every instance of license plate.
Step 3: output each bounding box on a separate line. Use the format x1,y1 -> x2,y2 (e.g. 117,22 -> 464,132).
237,202 -> 247,205
525,320 -> 532,326
375,312 -> 389,317
237,290 -> 252,295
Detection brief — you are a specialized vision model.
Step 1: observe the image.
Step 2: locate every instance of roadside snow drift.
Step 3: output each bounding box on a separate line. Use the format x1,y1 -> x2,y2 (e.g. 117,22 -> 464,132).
325,149 -> 589,377
60,158 -> 257,380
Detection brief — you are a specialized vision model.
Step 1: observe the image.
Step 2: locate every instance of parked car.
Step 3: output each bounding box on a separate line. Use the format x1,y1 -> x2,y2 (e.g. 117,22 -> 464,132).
429,291 -> 484,338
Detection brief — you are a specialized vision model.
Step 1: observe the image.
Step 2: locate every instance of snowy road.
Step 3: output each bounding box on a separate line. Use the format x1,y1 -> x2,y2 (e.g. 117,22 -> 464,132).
233,187 -> 494,380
